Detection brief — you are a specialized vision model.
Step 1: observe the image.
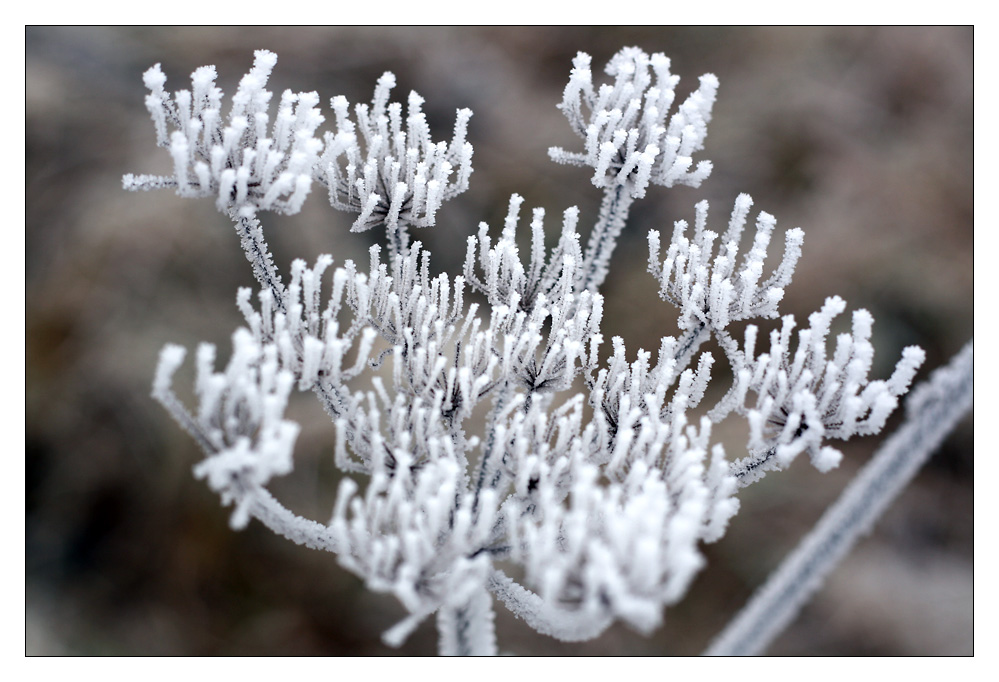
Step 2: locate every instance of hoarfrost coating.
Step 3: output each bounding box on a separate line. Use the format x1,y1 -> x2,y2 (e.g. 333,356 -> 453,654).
127,47 -> 947,655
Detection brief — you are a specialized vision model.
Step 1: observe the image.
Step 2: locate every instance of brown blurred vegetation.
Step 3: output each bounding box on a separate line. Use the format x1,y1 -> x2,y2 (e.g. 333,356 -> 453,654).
26,26 -> 972,655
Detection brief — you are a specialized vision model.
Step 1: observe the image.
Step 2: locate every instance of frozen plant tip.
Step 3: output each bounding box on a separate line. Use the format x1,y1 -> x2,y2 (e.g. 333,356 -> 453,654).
123,50 -> 324,217
319,72 -> 473,255
716,296 -> 928,482
128,47 -> 969,656
549,47 -> 717,197
647,194 -> 804,332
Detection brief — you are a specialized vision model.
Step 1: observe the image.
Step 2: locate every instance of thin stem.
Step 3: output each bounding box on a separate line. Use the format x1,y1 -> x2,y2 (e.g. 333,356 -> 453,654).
386,219 -> 411,262
232,210 -> 286,311
487,569 -> 614,642
436,585 -> 498,656
247,487 -> 340,553
704,340 -> 973,656
473,383 -> 511,512
729,446 -> 780,488
673,320 -> 709,371
577,184 -> 635,293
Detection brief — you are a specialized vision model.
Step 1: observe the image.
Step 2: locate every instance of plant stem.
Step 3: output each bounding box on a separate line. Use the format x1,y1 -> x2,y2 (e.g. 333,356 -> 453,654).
473,383 -> 511,510
703,340 -> 973,656
487,569 -> 614,642
386,219 -> 411,263
436,585 -> 498,656
232,211 -> 286,311
247,487 -> 340,553
577,184 -> 634,293
673,320 -> 709,371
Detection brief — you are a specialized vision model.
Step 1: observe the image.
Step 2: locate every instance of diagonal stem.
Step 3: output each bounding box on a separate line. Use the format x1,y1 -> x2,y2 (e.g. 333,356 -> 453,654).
673,320 -> 710,371
231,210 -> 286,311
704,340 -> 973,656
577,184 -> 635,293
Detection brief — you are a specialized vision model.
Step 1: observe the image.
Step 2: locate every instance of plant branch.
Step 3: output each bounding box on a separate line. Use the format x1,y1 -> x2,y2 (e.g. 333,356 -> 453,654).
436,585 -> 498,656
673,320 -> 710,371
247,487 -> 340,553
232,210 -> 286,311
487,569 -> 614,642
577,184 -> 635,293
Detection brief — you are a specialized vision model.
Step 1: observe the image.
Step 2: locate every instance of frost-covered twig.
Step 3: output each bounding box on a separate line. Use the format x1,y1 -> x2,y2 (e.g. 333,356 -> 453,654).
232,210 -> 286,309
704,340 -> 973,656
437,585 -> 497,656
488,569 -> 614,642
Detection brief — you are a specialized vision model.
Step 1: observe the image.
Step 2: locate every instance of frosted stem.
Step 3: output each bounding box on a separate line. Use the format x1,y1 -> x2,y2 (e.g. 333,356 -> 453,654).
233,211 -> 286,311
704,340 -> 973,656
577,184 -> 635,293
674,320 -> 709,370
474,383 -> 511,507
436,585 -> 498,656
487,569 -> 614,642
248,487 -> 340,553
386,219 -> 411,262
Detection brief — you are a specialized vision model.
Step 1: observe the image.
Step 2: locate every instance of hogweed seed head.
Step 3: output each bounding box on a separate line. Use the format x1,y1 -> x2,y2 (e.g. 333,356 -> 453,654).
134,48 -> 944,654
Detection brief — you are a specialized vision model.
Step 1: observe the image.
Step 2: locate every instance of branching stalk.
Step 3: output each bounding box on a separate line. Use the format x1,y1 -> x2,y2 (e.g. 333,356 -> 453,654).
674,320 -> 710,370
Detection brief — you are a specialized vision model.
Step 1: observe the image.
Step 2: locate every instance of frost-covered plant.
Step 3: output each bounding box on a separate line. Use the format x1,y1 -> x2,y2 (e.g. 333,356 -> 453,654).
126,48 -> 972,655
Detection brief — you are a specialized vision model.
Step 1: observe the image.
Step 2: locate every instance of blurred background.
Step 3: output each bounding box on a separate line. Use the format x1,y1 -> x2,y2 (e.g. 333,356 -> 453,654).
26,26 -> 973,656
